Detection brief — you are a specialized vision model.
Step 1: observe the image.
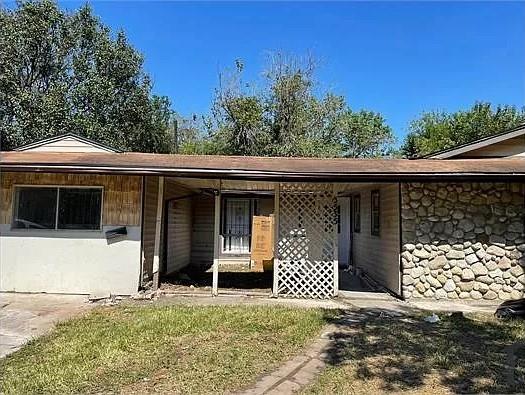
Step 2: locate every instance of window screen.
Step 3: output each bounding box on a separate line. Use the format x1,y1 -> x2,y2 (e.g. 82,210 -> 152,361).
58,188 -> 102,230
12,186 -> 102,230
13,187 -> 57,229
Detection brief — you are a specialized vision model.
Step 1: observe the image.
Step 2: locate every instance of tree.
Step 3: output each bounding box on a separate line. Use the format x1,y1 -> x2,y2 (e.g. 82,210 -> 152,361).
191,53 -> 395,158
401,102 -> 525,158
204,60 -> 268,156
0,0 -> 174,152
337,109 -> 394,158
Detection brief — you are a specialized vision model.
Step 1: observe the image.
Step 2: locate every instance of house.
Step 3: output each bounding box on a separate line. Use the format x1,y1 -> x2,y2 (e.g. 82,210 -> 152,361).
1,128 -> 524,300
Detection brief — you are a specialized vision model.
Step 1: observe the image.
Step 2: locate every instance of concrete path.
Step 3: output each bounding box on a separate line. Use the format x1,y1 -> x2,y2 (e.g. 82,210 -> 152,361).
0,293 -> 91,358
236,308 -> 405,395
234,295 -> 500,395
152,292 -> 351,310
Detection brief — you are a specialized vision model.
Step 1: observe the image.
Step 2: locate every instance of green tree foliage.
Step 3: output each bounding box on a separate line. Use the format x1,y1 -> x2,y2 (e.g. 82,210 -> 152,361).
337,109 -> 394,158
401,102 -> 525,158
185,54 -> 395,158
0,0 -> 173,152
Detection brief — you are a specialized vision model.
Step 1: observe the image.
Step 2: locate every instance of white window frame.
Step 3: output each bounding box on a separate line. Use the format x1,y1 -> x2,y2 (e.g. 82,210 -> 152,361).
11,184 -> 104,232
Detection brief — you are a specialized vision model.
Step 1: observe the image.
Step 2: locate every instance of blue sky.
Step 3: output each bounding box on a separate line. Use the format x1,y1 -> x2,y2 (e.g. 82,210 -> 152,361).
60,1 -> 524,141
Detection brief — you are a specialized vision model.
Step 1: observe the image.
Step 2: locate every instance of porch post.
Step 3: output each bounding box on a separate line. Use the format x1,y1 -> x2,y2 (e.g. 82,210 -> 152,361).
152,176 -> 164,290
333,184 -> 339,297
272,182 -> 280,297
212,189 -> 221,296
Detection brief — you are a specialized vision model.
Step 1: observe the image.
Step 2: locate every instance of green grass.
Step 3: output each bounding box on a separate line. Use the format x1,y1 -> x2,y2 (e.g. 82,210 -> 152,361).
0,304 -> 328,394
303,311 -> 525,394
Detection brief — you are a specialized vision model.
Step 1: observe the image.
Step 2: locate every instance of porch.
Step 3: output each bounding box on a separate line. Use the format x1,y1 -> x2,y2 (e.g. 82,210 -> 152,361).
141,177 -> 402,299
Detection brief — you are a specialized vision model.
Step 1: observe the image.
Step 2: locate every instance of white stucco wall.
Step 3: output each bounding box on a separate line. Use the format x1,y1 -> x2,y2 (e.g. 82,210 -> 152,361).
0,225 -> 141,295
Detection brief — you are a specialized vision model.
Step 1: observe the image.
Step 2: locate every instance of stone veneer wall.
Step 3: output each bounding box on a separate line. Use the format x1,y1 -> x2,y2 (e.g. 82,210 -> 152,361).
401,182 -> 525,300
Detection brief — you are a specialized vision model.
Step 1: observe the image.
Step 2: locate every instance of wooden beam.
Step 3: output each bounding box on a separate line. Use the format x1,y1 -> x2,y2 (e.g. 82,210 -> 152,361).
272,182 -> 279,297
212,189 -> 221,296
152,176 -> 164,290
333,184 -> 339,297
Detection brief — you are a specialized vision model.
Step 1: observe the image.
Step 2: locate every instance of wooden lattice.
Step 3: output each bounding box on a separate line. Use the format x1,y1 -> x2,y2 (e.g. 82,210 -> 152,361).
275,183 -> 338,298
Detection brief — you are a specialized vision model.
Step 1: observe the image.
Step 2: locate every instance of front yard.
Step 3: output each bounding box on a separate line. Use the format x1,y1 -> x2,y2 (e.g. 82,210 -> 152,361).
0,304 -> 328,394
304,311 -> 525,394
2,300 -> 525,394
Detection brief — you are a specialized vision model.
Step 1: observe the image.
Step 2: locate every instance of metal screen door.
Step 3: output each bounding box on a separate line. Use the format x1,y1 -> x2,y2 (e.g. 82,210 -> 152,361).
222,198 -> 252,254
275,183 -> 338,298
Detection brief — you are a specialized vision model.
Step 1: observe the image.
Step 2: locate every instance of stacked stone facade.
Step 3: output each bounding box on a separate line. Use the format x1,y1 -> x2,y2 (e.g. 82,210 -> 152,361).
401,182 -> 525,300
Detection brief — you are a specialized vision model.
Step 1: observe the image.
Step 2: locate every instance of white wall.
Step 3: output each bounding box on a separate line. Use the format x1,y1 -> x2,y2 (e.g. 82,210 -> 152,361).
0,225 -> 141,295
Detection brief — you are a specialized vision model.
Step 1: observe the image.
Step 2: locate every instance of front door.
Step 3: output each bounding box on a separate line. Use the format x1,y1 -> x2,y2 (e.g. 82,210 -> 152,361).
222,198 -> 253,254
337,197 -> 351,269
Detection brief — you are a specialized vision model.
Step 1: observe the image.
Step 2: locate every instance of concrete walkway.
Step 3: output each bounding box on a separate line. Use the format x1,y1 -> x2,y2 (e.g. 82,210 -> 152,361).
236,308 -> 406,395
236,326 -> 335,395
0,293 -> 91,358
233,294 -> 500,395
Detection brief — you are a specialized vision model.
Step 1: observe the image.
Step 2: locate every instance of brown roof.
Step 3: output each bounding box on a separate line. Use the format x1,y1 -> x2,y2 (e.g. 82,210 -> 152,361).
1,151 -> 524,181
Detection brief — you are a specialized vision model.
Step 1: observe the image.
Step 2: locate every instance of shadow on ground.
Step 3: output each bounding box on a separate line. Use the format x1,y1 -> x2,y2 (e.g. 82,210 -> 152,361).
318,308 -> 525,394
162,269 -> 273,292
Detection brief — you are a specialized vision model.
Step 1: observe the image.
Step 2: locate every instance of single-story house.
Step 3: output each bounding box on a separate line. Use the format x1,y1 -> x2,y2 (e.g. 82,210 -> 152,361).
1,127 -> 524,300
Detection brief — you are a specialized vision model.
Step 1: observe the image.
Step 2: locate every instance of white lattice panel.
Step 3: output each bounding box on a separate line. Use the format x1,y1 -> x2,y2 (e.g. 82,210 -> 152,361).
276,183 -> 338,298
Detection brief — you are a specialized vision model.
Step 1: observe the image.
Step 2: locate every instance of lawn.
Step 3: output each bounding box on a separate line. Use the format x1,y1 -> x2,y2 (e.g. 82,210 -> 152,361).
303,311 -> 525,394
0,304 -> 328,394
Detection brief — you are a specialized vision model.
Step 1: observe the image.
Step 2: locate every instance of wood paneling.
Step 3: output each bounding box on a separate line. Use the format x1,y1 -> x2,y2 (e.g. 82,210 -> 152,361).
456,136 -> 525,158
19,136 -> 114,153
190,195 -> 215,267
352,183 -> 400,294
141,176 -> 158,280
166,198 -> 192,274
163,179 -> 193,274
0,172 -> 141,226
142,177 -> 196,279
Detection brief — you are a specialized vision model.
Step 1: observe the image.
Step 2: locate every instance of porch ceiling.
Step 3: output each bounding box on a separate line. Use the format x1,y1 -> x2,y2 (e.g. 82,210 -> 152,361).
167,177 -> 275,192
1,151 -> 525,181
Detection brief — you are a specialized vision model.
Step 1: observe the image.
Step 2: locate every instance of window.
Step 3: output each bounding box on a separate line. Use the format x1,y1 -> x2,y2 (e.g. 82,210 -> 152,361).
12,186 -> 102,230
58,188 -> 102,230
371,190 -> 380,236
13,187 -> 57,229
353,194 -> 361,233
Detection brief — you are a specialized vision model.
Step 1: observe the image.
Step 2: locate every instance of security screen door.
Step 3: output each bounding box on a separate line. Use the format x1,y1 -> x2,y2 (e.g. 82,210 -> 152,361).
222,198 -> 254,254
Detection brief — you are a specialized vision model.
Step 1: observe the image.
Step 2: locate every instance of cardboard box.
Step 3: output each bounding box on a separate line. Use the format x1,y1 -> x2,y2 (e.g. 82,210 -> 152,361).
250,215 -> 274,272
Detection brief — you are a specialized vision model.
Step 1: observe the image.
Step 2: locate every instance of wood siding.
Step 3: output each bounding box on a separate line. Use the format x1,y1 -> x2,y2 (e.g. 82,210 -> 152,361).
352,183 -> 401,294
0,172 -> 141,226
190,195 -> 215,267
142,177 -> 196,280
141,176 -> 159,280
164,179 -> 193,274
455,136 -> 525,158
19,136 -> 115,153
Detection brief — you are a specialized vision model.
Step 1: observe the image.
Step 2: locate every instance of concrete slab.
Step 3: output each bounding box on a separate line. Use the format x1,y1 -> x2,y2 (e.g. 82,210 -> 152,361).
153,292 -> 350,310
407,299 -> 499,314
0,293 -> 91,358
339,293 -> 500,315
